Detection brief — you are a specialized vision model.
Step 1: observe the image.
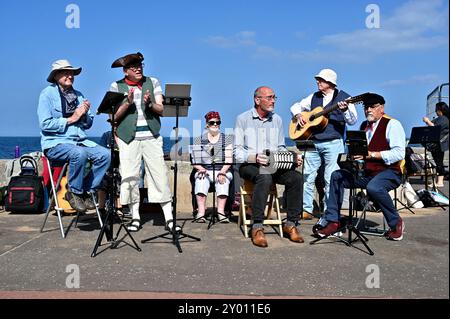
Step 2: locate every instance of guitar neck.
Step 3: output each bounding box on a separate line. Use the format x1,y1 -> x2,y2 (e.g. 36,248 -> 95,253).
311,93 -> 367,119
315,102 -> 340,118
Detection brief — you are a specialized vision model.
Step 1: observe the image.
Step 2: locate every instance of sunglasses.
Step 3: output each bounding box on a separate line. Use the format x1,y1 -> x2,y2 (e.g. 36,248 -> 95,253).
208,121 -> 221,126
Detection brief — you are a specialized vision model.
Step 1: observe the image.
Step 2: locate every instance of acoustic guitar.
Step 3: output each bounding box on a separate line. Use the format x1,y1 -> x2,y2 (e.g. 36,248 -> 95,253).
289,92 -> 370,141
56,175 -> 76,214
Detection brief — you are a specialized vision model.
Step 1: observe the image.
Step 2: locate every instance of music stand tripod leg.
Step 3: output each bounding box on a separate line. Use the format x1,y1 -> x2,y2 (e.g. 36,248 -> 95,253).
310,189 -> 375,256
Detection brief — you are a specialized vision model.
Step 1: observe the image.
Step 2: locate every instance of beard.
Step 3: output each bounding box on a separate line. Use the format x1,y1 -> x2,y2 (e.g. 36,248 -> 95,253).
366,114 -> 375,122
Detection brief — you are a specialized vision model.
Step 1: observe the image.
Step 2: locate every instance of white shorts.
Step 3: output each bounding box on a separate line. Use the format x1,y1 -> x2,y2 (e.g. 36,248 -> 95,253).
194,170 -> 233,197
118,136 -> 172,204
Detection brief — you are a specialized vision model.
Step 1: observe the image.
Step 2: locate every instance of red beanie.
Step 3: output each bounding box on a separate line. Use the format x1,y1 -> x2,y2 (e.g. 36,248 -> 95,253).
205,111 -> 221,122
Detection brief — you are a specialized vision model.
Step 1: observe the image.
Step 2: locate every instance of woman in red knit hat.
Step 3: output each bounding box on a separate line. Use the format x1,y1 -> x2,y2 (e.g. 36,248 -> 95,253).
191,111 -> 233,223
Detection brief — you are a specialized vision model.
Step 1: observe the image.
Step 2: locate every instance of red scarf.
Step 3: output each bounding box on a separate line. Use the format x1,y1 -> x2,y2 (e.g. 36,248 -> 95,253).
125,77 -> 144,89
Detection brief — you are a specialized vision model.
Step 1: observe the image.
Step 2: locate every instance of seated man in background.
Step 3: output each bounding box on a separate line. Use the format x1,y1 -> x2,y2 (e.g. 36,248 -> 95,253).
316,93 -> 406,241
37,59 -> 111,214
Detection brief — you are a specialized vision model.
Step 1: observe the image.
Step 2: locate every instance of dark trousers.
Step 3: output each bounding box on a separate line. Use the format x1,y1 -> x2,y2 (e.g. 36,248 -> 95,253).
431,148 -> 446,176
325,168 -> 401,229
239,164 -> 302,224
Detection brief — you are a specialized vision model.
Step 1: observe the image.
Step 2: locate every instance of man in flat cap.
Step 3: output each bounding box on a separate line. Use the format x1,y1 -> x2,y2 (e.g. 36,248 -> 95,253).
109,52 -> 177,233
291,68 -> 358,221
38,59 -> 111,214
315,93 -> 406,241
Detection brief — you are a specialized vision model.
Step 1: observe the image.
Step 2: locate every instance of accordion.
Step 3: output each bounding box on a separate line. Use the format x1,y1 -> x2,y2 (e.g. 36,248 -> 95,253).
266,150 -> 298,170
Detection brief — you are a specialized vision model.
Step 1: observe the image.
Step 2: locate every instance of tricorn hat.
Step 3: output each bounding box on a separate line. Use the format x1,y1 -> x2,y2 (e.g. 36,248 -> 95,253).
111,52 -> 144,68
363,93 -> 385,106
47,59 -> 82,83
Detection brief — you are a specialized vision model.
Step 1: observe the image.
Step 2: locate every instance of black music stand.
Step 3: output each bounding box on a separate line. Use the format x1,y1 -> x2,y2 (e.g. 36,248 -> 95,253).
310,131 -> 374,256
409,126 -> 441,191
190,143 -> 233,229
140,84 -> 201,253
91,91 -> 141,257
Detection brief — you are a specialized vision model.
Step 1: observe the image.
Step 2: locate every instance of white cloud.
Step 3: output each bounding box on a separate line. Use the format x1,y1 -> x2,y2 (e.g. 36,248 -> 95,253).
380,74 -> 442,87
204,0 -> 448,62
205,31 -> 256,48
319,0 -> 448,56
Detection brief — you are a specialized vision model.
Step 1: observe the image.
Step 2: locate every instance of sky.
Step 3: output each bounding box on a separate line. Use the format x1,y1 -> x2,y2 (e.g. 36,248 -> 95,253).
0,0 -> 448,140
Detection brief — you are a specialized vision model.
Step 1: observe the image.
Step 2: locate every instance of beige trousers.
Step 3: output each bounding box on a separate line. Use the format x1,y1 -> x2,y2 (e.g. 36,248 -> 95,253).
118,136 -> 172,204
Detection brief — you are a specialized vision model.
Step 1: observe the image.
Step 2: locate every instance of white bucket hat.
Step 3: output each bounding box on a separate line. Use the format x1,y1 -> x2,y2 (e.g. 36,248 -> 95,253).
47,59 -> 82,83
314,68 -> 337,86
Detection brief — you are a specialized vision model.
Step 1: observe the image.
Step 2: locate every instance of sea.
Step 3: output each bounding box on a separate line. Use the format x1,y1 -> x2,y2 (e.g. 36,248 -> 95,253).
0,136 -> 296,159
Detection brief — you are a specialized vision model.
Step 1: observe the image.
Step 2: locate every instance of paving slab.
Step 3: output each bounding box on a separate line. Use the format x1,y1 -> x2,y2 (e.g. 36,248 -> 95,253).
0,179 -> 448,299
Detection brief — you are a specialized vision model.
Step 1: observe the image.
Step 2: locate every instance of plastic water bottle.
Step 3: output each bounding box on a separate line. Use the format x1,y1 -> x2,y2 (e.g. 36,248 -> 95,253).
14,145 -> 20,158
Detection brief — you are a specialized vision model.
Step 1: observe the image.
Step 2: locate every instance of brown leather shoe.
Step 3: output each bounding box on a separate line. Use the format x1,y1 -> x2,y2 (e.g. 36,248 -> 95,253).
251,228 -> 268,247
302,211 -> 313,220
283,225 -> 304,243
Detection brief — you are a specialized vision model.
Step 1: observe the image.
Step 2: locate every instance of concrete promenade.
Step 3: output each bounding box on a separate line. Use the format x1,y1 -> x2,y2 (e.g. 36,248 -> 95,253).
0,176 -> 448,299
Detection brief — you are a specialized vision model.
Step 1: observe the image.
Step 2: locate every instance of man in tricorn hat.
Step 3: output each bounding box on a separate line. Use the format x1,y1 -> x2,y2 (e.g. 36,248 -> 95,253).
315,93 -> 407,241
37,59 -> 111,214
109,52 -> 177,233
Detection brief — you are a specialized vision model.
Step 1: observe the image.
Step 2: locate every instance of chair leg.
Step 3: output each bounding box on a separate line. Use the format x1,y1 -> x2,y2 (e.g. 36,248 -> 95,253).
92,192 -> 103,228
239,191 -> 249,238
40,189 -> 55,233
274,195 -> 283,237
41,160 -> 67,238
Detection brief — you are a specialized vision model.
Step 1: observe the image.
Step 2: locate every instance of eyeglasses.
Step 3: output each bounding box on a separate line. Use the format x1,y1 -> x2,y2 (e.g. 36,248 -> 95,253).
127,63 -> 144,71
363,103 -> 382,109
257,95 -> 277,101
208,121 -> 221,126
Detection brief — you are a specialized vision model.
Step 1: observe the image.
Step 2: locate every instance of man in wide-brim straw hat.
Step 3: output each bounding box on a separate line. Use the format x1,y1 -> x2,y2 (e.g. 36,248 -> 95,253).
109,52 -> 177,233
37,59 -> 111,214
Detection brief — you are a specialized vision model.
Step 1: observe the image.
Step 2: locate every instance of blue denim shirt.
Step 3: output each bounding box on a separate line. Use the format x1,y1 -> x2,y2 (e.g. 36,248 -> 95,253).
37,84 -> 97,151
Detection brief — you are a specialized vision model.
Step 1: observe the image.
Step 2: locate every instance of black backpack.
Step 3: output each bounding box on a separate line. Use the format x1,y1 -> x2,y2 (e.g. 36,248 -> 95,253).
5,155 -> 45,213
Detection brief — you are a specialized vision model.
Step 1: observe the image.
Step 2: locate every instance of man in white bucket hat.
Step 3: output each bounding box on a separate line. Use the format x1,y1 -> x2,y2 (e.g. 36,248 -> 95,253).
37,59 -> 111,214
290,68 -> 357,220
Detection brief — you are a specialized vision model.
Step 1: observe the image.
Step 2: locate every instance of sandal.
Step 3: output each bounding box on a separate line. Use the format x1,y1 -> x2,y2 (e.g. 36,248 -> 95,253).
218,213 -> 230,223
165,219 -> 182,233
193,213 -> 206,223
127,219 -> 141,232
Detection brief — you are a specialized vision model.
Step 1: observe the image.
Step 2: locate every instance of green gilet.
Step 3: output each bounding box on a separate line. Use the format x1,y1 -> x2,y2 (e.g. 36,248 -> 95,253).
115,77 -> 161,144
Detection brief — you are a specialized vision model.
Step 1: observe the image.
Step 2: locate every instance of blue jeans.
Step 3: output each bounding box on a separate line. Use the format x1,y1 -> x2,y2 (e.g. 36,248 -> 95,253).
325,168 -> 402,229
46,143 -> 111,195
303,138 -> 344,213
